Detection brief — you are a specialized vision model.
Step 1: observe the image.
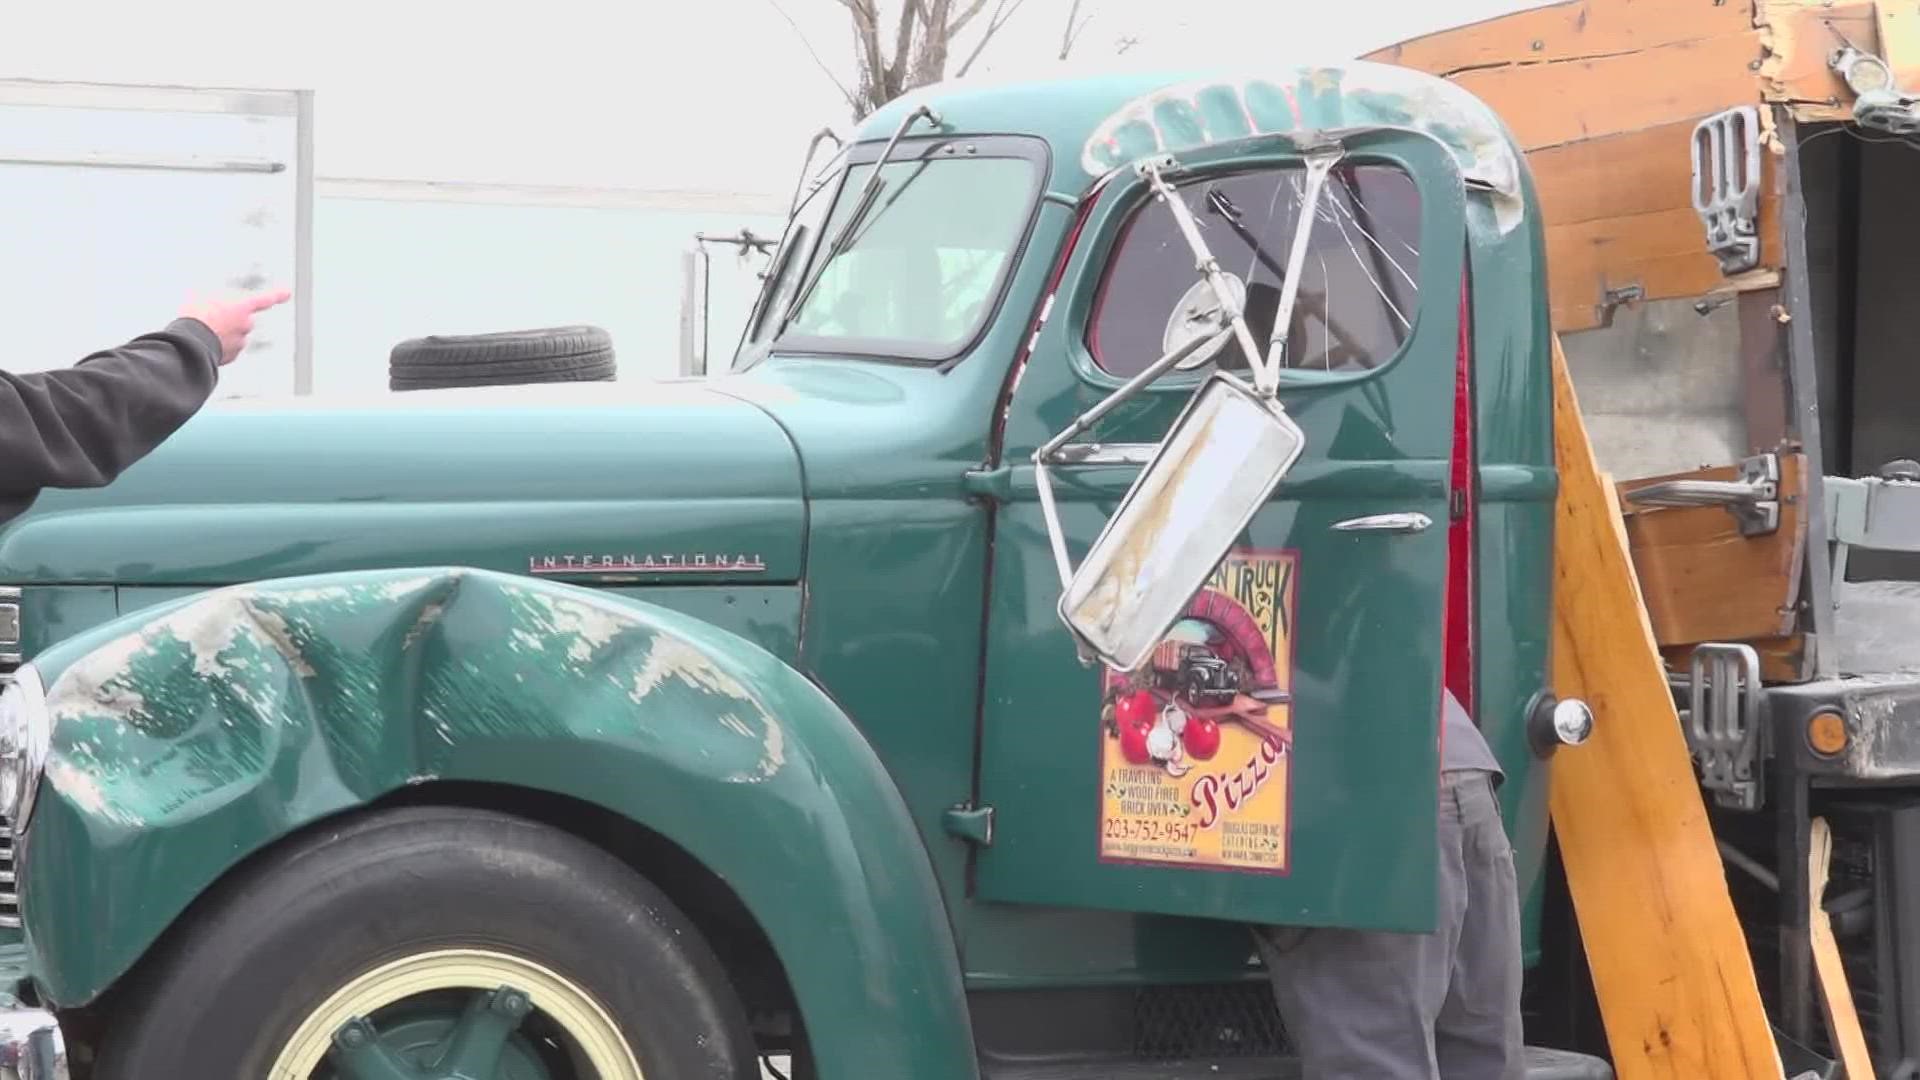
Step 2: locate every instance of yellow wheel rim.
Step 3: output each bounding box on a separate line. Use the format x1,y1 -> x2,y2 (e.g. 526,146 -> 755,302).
267,947 -> 644,1079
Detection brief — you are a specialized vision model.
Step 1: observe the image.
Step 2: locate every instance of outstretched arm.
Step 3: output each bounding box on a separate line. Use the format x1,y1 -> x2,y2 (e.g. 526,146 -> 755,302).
0,289 -> 291,501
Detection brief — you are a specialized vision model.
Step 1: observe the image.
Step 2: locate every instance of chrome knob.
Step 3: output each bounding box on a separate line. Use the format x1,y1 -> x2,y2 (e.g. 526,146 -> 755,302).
1552,698 -> 1595,747
1528,693 -> 1595,757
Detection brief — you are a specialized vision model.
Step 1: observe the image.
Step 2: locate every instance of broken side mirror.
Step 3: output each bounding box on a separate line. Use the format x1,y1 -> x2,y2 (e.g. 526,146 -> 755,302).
1055,372 -> 1306,671
1035,145 -> 1340,671
681,228 -> 779,377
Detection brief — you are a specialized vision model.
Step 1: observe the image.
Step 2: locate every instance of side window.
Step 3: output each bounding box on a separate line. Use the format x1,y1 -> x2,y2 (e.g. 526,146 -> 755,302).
1087,164 -> 1422,380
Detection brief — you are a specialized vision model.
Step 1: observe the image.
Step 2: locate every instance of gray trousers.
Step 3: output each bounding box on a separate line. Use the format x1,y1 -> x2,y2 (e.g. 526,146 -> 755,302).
1254,770 -> 1524,1080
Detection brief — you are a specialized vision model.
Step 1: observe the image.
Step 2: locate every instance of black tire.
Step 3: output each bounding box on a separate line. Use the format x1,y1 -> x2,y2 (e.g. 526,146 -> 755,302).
93,806 -> 757,1079
388,326 -> 616,391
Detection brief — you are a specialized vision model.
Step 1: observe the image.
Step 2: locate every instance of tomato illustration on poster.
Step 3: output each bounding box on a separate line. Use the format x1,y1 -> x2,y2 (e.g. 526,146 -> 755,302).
1098,547 -> 1296,873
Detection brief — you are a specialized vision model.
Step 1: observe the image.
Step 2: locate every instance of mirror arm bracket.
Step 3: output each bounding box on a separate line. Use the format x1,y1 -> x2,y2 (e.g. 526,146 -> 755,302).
1031,323 -> 1237,603
1135,155 -> 1274,393
1261,147 -> 1344,382
1027,145 -> 1342,670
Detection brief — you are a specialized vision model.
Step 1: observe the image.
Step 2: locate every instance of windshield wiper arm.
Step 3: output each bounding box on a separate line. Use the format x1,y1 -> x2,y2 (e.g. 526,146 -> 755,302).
787,127 -> 845,219
1207,188 -> 1290,285
778,103 -> 942,337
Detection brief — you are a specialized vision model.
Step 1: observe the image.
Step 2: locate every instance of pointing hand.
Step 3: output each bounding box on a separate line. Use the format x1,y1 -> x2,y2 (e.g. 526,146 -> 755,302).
179,288 -> 293,366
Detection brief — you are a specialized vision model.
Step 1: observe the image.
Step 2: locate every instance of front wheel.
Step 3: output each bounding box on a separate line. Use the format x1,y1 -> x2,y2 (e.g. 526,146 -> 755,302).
94,806 -> 758,1080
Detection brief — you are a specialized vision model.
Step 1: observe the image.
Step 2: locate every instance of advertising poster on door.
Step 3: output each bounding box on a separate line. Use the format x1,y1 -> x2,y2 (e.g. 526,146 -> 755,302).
1098,547 -> 1296,873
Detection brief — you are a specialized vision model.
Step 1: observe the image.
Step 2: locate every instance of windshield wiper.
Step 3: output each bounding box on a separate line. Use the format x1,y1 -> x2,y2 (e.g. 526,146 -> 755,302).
788,127 -> 845,219
1206,188 -> 1291,285
777,103 -> 942,337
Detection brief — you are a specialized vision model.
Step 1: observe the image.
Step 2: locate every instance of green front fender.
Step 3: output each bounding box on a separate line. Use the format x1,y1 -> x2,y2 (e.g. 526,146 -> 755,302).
21,568 -> 978,1079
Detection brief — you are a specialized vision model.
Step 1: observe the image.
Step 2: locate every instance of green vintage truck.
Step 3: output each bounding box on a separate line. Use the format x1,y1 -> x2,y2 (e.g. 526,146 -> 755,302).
0,62 -> 1609,1078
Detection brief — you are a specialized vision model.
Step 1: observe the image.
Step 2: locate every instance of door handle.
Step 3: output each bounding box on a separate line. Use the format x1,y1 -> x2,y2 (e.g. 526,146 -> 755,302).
1332,512 -> 1432,534
1618,452 -> 1780,536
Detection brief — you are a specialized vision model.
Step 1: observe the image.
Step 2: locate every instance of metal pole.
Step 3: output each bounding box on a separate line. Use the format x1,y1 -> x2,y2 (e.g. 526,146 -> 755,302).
293,89 -> 316,396
1778,111 -> 1835,672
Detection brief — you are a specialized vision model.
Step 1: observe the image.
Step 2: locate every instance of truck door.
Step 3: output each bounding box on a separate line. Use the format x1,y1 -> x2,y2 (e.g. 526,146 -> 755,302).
974,132 -> 1470,933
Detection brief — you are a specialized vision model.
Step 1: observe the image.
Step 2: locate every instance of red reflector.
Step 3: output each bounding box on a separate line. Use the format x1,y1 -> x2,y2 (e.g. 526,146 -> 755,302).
1445,272 -> 1474,714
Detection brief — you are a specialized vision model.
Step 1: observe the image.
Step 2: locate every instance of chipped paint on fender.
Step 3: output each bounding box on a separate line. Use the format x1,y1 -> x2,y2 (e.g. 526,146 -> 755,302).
628,636 -> 756,704
1079,62 -> 1525,233
20,566 -> 976,1080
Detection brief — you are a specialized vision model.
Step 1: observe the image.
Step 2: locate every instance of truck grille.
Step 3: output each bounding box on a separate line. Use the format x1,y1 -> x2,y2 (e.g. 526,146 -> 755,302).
0,585 -> 19,688
1129,981 -> 1291,1059
0,826 -> 18,928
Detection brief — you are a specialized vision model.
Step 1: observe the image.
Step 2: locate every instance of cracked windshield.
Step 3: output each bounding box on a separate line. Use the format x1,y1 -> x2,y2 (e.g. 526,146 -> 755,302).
1090,163 -> 1422,380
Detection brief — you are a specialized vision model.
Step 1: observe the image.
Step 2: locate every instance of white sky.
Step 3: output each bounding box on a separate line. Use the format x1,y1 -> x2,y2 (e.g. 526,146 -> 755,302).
1,0 -> 1551,196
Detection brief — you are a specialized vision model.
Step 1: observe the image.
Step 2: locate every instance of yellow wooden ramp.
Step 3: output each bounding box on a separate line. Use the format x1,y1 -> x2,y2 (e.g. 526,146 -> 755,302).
1547,337 -> 1783,1079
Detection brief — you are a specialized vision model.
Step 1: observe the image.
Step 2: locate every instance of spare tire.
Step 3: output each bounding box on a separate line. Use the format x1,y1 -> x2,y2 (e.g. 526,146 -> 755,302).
388,325 -> 616,391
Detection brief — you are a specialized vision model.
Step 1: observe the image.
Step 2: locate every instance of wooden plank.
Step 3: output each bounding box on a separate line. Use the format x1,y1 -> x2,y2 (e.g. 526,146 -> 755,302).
1530,121 -> 1783,238
1366,0 -> 1752,75
1808,817 -> 1877,1080
1548,335 -> 1781,1080
1527,121 -> 1705,227
1545,191 -> 1786,333
1449,31 -> 1766,151
1738,289 -> 1790,454
1617,453 -> 1806,647
1663,636 -> 1812,684
1760,2 -> 1883,115
1366,0 -> 1800,333
1530,125 -> 1786,332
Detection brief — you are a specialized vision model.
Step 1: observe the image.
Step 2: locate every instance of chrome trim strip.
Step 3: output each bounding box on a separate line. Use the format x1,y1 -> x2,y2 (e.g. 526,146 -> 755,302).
1332,512 -> 1434,534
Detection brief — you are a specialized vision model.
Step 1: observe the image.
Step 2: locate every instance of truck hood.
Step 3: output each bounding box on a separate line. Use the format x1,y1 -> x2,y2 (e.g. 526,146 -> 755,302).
0,380 -> 805,586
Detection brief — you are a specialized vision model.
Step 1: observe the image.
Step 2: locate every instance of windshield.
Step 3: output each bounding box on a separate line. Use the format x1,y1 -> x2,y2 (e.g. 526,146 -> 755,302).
740,139 -> 1041,365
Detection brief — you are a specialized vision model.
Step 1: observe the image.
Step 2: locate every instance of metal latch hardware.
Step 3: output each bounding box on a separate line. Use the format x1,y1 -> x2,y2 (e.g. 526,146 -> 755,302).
1622,452 -> 1781,537
942,803 -> 995,847
1830,45 -> 1920,137
1690,106 -> 1762,275
1686,642 -> 1764,812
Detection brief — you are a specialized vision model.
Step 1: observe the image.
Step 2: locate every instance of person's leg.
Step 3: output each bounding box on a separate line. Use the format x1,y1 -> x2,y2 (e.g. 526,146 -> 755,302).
1255,780 -> 1469,1079
1433,771 -> 1525,1080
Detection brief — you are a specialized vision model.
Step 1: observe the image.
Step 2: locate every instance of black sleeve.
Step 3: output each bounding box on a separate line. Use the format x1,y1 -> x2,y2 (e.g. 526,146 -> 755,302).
0,318 -> 221,503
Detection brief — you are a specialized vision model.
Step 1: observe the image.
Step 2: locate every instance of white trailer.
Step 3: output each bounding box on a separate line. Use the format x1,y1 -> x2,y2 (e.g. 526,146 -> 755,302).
0,78 -> 311,398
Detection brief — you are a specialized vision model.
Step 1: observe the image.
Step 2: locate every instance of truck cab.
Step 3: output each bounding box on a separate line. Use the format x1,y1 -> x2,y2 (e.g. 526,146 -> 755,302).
0,62 -> 1600,1079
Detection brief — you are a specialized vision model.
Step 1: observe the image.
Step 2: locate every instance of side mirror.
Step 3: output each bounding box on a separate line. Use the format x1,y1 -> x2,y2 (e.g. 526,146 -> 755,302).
1033,145 -> 1339,673
1055,372 -> 1305,672
683,228 -> 780,377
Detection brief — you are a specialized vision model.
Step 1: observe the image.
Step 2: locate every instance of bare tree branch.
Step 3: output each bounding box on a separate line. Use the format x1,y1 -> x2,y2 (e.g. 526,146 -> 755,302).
1058,0 -> 1094,60
953,0 -> 1025,78
808,0 -> 1055,119
887,0 -> 921,85
945,0 -> 993,35
909,0 -> 956,85
843,0 -> 889,114
765,0 -> 862,112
